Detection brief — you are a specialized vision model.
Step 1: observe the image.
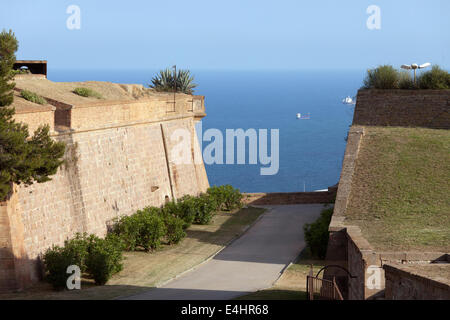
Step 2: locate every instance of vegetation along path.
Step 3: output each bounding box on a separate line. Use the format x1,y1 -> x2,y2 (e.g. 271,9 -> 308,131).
124,204 -> 324,300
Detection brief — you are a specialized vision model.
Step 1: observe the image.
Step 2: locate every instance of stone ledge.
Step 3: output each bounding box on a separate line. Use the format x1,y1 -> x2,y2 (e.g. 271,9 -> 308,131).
384,263 -> 450,291
244,189 -> 336,205
379,252 -> 448,263
329,126 -> 364,224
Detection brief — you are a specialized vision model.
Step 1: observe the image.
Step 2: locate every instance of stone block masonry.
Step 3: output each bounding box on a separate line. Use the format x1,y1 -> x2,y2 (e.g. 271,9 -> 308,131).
0,79 -> 209,292
353,89 -> 450,129
384,263 -> 450,300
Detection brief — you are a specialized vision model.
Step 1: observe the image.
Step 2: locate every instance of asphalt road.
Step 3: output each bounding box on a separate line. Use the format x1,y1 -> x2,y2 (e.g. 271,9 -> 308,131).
123,204 -> 325,300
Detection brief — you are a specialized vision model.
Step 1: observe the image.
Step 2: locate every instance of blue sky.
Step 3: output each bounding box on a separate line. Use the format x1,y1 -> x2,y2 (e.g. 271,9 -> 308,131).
1,0 -> 449,71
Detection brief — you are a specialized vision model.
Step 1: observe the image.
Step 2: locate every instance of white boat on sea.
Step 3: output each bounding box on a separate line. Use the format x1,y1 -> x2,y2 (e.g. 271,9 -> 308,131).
296,113 -> 311,120
342,96 -> 356,105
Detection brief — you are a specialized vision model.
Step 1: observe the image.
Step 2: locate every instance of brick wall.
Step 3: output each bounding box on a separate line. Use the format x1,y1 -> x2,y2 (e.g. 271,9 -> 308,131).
353,89 -> 450,129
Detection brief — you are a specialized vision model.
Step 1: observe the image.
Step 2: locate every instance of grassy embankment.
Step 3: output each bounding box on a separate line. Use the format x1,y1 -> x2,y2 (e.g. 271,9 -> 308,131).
346,126 -> 450,251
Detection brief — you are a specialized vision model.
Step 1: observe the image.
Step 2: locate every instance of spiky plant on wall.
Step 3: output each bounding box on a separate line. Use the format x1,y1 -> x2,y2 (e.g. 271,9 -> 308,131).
149,68 -> 197,94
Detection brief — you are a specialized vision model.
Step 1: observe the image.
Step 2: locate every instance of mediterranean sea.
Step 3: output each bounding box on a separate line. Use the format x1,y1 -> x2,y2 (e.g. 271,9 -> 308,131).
49,69 -> 364,192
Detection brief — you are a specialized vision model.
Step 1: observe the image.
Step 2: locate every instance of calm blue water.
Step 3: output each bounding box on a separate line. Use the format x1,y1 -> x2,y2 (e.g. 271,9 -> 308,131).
48,69 -> 364,192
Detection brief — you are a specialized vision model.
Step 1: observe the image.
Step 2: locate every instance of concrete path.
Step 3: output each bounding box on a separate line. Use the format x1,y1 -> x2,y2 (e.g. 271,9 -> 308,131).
124,204 -> 325,300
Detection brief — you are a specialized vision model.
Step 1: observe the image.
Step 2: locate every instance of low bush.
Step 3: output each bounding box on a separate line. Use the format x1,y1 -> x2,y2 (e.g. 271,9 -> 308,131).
112,214 -> 140,251
85,235 -> 124,285
177,195 -> 198,227
303,207 -> 333,259
43,233 -> 124,288
418,65 -> 450,89
206,186 -> 225,211
193,193 -> 216,225
62,233 -> 91,272
398,71 -> 415,89
207,185 -> 243,211
43,244 -> 81,290
363,64 -> 450,90
222,185 -> 243,211
163,196 -> 197,228
10,68 -> 30,75
20,89 -> 47,104
161,213 -> 186,244
161,200 -> 180,218
363,65 -> 399,89
113,208 -> 166,251
137,209 -> 166,251
73,87 -> 103,99
43,233 -> 93,289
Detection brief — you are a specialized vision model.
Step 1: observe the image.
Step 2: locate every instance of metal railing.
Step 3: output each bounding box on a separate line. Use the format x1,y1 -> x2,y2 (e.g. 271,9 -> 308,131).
307,268 -> 343,300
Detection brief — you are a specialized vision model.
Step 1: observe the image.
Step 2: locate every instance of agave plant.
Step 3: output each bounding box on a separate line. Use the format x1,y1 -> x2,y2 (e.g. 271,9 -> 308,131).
149,68 -> 197,94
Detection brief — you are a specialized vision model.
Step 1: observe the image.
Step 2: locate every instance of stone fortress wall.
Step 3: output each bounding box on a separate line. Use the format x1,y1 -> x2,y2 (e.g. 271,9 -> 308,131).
325,89 -> 450,300
0,77 -> 209,292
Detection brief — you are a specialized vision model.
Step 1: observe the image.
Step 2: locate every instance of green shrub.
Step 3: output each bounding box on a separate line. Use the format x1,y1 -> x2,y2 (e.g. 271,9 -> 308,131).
206,186 -> 225,211
137,210 -> 166,251
85,235 -> 123,285
43,245 -> 80,290
62,233 -> 91,272
161,213 -> 186,244
43,233 -> 125,288
20,89 -> 47,104
43,233 -> 94,289
149,68 -> 197,94
303,207 -> 333,259
104,232 -> 127,251
418,65 -> 450,89
222,185 -> 243,211
207,185 -> 243,211
398,71 -> 415,89
193,193 -> 216,225
168,195 -> 197,228
73,87 -> 103,99
161,200 -> 179,217
113,208 -> 166,251
112,214 -> 140,251
10,68 -> 30,75
363,65 -> 399,89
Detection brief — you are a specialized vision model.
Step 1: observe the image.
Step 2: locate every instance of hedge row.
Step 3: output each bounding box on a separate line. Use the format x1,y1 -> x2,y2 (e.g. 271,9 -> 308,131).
43,185 -> 242,289
43,233 -> 124,289
112,185 -> 243,251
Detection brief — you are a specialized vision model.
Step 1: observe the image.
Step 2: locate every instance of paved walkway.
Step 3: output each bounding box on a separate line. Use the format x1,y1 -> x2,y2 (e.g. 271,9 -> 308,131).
124,204 -> 324,300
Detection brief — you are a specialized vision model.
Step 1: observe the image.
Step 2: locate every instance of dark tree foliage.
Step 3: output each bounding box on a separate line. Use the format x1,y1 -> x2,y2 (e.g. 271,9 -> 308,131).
0,29 -> 66,200
0,29 -> 18,107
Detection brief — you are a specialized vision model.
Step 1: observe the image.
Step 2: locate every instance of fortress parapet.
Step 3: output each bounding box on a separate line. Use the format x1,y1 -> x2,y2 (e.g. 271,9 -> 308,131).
13,77 -> 206,133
